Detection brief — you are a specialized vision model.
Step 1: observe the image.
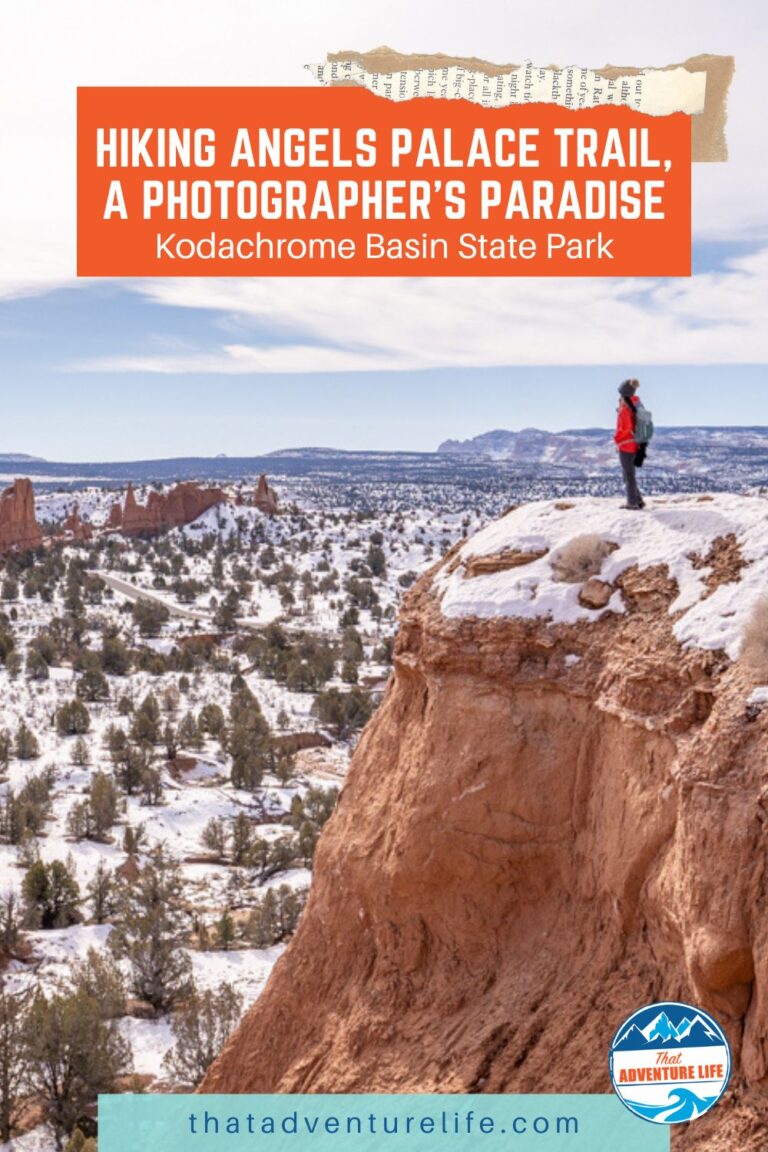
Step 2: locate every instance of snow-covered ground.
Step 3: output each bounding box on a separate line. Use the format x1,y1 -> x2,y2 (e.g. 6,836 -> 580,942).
2,472 -> 492,1140
438,493 -> 768,659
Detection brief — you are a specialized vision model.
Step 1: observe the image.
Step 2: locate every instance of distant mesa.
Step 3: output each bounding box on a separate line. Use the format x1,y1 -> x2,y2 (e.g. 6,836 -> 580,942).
437,425 -> 768,477
0,478 -> 43,554
0,452 -> 46,464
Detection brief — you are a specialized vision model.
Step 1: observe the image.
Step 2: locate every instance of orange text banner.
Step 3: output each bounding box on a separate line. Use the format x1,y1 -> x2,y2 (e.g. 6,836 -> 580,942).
77,87 -> 691,277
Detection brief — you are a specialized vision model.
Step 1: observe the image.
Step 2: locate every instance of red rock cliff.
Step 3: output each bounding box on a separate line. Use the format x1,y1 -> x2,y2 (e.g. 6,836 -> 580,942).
202,496 -> 768,1149
0,478 -> 43,553
120,481 -> 227,537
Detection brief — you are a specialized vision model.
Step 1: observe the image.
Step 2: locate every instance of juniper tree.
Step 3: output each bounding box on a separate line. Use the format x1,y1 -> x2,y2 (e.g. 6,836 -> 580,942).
22,859 -> 81,930
230,812 -> 253,866
109,846 -> 191,1012
87,858 -> 117,924
0,982 -> 29,1143
55,700 -> 91,737
14,720 -> 39,761
70,948 -> 126,1020
162,981 -> 242,1088
201,817 -> 228,860
70,736 -> 90,766
0,729 -> 9,773
25,985 -> 130,1146
216,909 -> 236,952
226,687 -> 273,790
89,772 -> 118,836
130,693 -> 161,744
0,893 -> 22,959
75,659 -> 109,703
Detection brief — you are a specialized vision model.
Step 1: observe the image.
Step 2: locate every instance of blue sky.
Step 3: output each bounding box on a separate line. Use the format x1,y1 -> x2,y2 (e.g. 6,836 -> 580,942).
1,242 -> 765,461
1,237 -> 767,460
2,367 -> 767,462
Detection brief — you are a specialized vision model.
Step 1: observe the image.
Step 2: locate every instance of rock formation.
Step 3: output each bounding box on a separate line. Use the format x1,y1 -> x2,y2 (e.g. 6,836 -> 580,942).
0,478 -> 43,553
254,474 -> 279,516
119,481 -> 227,537
203,495 -> 768,1150
107,500 -> 123,530
61,502 -> 93,542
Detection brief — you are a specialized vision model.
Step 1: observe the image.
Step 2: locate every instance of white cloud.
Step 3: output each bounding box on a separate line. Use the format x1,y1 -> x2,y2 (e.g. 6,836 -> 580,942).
69,246 -> 768,373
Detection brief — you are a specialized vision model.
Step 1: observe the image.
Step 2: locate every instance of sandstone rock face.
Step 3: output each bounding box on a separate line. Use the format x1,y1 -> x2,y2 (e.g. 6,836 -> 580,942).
203,513 -> 768,1148
120,481 -> 227,537
0,478 -> 43,553
107,501 -> 123,530
62,502 -> 93,542
254,474 -> 279,516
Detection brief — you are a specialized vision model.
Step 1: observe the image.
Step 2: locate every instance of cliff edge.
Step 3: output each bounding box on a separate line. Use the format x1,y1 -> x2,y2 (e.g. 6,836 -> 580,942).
203,494 -> 768,1149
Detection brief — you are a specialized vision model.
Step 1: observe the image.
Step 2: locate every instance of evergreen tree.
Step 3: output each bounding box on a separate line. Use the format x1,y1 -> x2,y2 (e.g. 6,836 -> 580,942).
14,720 -> 40,761
230,812 -> 253,865
76,660 -> 109,703
162,981 -> 242,1088
89,772 -> 118,837
226,687 -> 273,791
55,700 -> 91,737
216,909 -> 236,952
130,693 -> 161,744
0,982 -> 29,1143
109,847 -> 191,1012
70,736 -> 90,767
22,859 -> 81,930
25,986 -> 130,1145
70,949 -> 126,1020
87,859 -> 117,924
201,817 -> 228,859
0,893 -> 22,958
25,648 -> 50,681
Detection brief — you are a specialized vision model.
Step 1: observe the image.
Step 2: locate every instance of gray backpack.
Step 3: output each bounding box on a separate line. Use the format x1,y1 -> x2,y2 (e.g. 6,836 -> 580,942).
634,401 -> 655,444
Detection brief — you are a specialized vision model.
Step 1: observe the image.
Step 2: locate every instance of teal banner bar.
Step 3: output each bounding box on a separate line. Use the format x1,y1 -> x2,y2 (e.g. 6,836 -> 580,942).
99,1094 -> 669,1152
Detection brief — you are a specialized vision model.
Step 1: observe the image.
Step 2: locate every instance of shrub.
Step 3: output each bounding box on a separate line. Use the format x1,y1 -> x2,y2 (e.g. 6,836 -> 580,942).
741,598 -> 768,678
22,859 -> 81,930
109,847 -> 191,1012
56,699 -> 91,737
25,984 -> 130,1141
162,981 -> 243,1088
551,534 -> 616,584
13,721 -> 39,761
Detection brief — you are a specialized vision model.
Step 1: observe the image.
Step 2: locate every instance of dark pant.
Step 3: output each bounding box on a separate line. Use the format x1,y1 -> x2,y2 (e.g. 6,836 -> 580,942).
620,450 -> 644,508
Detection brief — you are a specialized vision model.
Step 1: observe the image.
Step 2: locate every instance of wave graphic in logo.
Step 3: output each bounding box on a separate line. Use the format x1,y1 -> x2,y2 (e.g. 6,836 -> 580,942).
609,1002 -> 731,1126
622,1089 -> 719,1124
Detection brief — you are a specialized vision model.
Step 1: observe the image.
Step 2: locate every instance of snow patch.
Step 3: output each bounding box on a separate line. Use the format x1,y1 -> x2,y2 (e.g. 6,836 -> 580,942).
436,494 -> 768,659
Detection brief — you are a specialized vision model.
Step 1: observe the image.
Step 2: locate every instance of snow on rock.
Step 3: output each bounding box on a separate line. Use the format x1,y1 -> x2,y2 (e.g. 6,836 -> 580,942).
436,494 -> 768,659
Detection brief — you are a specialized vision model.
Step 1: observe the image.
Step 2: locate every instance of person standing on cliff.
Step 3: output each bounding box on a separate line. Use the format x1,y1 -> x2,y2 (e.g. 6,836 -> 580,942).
615,379 -> 646,510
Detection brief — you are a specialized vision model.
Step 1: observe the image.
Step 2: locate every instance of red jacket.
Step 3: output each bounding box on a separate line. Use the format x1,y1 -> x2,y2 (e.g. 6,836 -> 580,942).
615,397 -> 638,453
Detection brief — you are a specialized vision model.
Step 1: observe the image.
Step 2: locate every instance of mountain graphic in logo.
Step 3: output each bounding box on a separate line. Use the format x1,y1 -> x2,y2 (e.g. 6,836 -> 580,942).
614,1009 -> 723,1051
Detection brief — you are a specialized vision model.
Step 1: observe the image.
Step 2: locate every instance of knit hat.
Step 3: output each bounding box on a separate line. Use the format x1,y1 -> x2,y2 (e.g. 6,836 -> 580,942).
618,380 -> 638,399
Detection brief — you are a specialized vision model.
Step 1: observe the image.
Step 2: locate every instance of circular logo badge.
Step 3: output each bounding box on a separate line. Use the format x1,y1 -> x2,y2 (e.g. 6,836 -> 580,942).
609,1002 -> 731,1125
